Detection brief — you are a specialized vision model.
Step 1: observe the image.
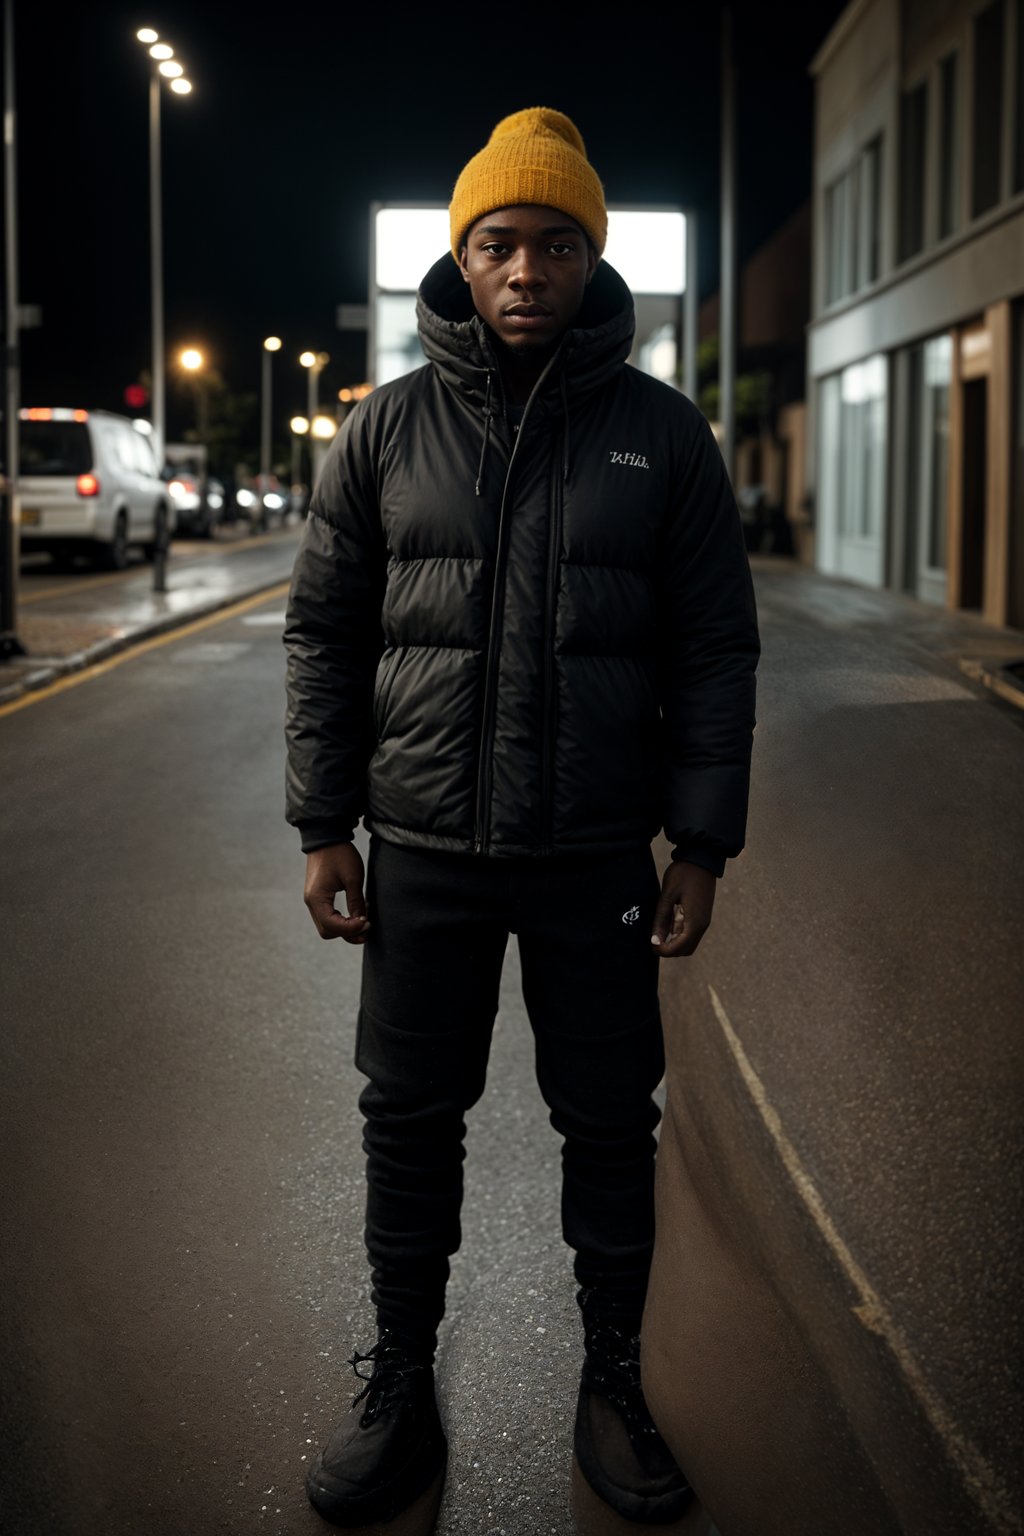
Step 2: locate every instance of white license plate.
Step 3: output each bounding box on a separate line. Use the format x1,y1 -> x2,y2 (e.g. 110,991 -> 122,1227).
20,507 -> 41,527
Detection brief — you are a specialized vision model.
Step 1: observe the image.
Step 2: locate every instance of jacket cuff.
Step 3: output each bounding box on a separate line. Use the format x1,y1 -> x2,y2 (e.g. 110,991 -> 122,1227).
298,821 -> 356,854
671,844 -> 727,878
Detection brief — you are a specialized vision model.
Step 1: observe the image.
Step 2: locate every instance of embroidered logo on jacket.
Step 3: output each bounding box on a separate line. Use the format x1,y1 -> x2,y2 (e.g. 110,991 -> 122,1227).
610,451 -> 650,469
622,905 -> 640,925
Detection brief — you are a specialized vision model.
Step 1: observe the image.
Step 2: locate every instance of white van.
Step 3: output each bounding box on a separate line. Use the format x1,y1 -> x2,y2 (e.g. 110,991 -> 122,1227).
18,408 -> 173,568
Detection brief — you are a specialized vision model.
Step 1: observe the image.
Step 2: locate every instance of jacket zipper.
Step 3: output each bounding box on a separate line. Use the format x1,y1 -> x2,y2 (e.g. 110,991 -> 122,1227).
473,352 -> 565,855
540,445 -> 564,854
473,413 -> 527,854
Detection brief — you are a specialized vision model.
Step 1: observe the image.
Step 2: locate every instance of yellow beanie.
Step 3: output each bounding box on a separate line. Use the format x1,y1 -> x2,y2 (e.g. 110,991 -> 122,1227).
449,107 -> 607,260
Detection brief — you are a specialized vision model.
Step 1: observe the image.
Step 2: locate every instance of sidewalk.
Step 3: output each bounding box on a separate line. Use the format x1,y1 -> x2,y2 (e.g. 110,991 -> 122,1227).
0,525 -> 302,706
3,541 -> 1022,717
745,555 -> 1024,713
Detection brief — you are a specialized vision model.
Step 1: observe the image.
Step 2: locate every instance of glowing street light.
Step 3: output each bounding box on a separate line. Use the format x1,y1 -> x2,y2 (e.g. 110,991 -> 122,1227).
179,347 -> 204,371
299,349 -> 329,422
289,416 -> 309,490
135,27 -> 198,466
311,415 -> 337,440
260,336 -> 283,500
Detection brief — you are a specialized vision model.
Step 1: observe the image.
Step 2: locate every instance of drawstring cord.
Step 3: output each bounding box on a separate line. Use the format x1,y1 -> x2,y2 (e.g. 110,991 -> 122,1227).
475,371 -> 494,497
472,361 -> 569,495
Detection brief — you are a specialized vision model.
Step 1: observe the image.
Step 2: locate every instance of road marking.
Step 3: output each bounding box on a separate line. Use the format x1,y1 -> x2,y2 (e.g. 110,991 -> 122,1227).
0,582 -> 291,720
242,612 -> 287,626
706,985 -> 1021,1535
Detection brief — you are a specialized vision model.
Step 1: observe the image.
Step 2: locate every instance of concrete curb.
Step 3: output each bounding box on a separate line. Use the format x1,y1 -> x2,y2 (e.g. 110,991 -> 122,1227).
958,655 -> 1024,712
0,574 -> 290,708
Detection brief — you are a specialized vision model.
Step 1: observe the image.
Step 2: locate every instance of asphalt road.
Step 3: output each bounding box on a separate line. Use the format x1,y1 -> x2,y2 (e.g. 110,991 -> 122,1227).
0,590 -> 596,1536
1,565 -> 1020,1536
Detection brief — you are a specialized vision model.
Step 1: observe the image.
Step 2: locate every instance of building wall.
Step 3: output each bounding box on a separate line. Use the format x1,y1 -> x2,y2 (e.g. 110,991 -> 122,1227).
808,0 -> 1024,628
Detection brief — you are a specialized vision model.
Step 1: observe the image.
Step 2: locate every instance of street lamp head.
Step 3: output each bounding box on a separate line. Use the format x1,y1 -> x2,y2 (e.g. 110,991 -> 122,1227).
158,60 -> 184,78
299,351 -> 317,369
180,347 -> 204,371
264,336 -> 283,352
170,79 -> 192,95
136,28 -> 159,43
312,415 -> 337,440
290,416 -> 310,435
149,42 -> 174,59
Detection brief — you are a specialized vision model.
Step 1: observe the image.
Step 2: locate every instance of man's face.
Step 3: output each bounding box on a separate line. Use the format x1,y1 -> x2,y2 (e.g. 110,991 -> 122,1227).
459,204 -> 598,353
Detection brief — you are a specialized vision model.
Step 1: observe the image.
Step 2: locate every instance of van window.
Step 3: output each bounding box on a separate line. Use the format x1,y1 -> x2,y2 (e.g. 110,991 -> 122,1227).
19,421 -> 93,476
132,433 -> 157,477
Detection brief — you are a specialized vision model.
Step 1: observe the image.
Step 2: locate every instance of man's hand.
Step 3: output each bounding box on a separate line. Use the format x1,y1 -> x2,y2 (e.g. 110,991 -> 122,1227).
303,843 -> 371,944
651,860 -> 717,959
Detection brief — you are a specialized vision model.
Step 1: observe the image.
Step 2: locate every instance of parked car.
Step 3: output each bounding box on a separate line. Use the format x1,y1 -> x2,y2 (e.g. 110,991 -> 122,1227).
18,408 -> 172,568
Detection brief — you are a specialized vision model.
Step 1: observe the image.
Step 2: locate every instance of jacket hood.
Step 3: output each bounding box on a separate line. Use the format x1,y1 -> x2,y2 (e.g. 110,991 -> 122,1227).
415,253 -> 636,408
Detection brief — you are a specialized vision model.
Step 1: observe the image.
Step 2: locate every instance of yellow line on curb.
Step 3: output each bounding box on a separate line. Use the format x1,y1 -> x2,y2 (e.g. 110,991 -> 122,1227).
20,531 -> 296,606
21,569 -> 137,605
706,985 -> 1022,1535
0,582 -> 291,720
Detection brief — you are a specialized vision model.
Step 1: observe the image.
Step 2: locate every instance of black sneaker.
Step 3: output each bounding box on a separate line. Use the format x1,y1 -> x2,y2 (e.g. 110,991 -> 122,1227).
306,1332 -> 448,1527
575,1307 -> 693,1525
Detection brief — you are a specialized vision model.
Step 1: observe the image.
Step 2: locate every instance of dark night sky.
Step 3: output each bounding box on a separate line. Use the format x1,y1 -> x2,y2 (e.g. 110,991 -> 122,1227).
13,0 -> 847,443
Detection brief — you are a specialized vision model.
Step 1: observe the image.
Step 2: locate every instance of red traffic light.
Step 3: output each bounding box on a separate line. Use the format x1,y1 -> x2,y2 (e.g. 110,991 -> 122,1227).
124,384 -> 150,409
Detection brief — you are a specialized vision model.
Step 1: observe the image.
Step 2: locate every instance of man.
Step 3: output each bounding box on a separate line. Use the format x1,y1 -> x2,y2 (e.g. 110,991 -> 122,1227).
285,107 -> 759,1529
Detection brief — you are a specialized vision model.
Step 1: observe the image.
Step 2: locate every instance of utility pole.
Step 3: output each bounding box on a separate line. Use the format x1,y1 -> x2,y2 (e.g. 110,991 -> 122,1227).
683,210 -> 698,402
720,3 -> 737,481
149,72 -> 165,468
2,0 -> 25,657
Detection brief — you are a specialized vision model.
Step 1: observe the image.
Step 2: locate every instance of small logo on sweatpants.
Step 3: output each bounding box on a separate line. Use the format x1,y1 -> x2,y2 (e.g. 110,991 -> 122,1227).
622,905 -> 640,924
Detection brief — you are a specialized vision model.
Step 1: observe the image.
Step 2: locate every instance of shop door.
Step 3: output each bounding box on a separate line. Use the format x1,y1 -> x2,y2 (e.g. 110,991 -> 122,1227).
959,377 -> 987,611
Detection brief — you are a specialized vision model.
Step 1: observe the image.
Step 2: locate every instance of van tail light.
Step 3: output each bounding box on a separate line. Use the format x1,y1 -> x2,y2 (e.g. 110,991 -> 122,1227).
76,473 -> 100,497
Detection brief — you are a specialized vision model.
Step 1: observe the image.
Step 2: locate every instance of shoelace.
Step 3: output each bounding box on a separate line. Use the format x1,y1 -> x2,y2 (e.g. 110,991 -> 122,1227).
347,1335 -> 422,1427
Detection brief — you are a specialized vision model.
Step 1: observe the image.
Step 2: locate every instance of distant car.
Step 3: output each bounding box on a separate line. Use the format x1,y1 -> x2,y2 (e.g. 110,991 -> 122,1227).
161,443 -> 224,539
235,476 -> 292,531
18,408 -> 172,568
160,464 -> 224,539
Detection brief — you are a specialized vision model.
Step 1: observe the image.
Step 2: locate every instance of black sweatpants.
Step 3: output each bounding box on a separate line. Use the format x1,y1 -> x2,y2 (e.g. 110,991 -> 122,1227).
355,835 -> 665,1358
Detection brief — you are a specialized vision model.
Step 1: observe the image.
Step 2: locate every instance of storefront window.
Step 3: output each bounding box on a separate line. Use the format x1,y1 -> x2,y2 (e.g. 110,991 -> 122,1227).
905,336 -> 952,601
924,337 -> 952,570
838,356 -> 887,541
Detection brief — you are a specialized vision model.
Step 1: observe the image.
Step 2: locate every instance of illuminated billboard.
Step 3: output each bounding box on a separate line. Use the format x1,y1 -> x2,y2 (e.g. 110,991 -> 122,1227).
369,203 -> 690,389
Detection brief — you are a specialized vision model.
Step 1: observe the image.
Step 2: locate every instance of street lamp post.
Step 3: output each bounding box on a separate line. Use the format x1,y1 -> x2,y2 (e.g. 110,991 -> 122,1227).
290,416 -> 309,509
136,28 -> 193,469
299,351 -> 329,487
179,346 -> 208,438
1,0 -> 26,656
261,336 -> 282,501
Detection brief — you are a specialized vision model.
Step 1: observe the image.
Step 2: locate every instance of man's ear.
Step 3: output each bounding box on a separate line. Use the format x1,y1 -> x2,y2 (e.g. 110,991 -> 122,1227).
459,245 -> 470,283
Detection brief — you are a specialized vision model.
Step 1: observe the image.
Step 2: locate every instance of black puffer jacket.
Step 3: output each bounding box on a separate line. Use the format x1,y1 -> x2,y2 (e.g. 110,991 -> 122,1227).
284,256 -> 759,875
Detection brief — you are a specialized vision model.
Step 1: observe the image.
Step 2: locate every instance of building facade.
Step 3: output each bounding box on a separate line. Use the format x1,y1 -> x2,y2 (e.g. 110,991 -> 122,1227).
808,0 -> 1024,628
